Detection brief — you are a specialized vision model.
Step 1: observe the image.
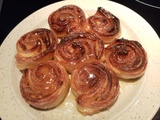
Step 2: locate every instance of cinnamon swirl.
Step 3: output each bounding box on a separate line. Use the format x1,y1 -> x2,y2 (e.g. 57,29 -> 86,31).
85,7 -> 121,44
20,60 -> 70,109
71,60 -> 119,115
105,38 -> 148,79
48,5 -> 86,38
15,28 -> 58,70
54,32 -> 105,73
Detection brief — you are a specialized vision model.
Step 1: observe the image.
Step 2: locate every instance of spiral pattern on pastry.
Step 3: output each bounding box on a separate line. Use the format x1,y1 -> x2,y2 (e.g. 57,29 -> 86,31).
71,60 -> 119,115
48,5 -> 86,38
20,60 -> 70,109
54,32 -> 105,73
85,7 -> 121,44
105,38 -> 148,79
15,28 -> 58,70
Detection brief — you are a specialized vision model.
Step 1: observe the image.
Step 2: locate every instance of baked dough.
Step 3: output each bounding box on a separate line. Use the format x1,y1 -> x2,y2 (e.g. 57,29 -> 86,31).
85,7 -> 121,43
48,5 -> 86,38
54,32 -> 105,73
105,38 -> 148,79
71,59 -> 119,115
20,60 -> 70,109
15,28 -> 58,70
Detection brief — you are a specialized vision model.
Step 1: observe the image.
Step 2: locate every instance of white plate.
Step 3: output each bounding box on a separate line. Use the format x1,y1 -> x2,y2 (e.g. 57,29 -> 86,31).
0,0 -> 160,120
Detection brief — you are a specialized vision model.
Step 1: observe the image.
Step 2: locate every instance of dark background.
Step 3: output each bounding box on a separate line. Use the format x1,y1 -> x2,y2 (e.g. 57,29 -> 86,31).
0,0 -> 160,45
0,0 -> 159,119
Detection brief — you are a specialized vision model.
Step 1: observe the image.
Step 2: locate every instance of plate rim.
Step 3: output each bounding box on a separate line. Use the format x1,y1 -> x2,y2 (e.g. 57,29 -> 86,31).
0,0 -> 160,120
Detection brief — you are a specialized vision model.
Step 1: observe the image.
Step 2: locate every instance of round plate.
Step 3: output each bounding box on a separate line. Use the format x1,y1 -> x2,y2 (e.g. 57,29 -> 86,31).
0,0 -> 160,120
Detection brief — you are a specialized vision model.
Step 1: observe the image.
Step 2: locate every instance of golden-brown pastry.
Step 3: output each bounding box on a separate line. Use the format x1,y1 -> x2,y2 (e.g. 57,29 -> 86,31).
71,59 -> 119,115
105,38 -> 148,79
48,5 -> 86,38
54,32 -> 105,73
15,28 -> 58,70
20,60 -> 70,109
85,7 -> 121,44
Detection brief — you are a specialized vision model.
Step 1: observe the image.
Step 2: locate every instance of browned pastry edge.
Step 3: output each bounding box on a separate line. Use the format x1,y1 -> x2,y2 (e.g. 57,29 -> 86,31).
20,60 -> 70,109
54,31 -> 105,73
71,59 -> 119,115
105,38 -> 148,79
15,28 -> 58,70
85,7 -> 121,44
48,5 -> 86,38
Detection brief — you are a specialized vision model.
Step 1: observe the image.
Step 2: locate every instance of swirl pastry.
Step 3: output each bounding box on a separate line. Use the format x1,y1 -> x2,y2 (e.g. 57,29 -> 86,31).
20,60 -> 70,109
71,60 -> 119,115
48,5 -> 86,38
15,28 -> 58,70
85,7 -> 121,44
54,32 -> 105,73
105,38 -> 148,79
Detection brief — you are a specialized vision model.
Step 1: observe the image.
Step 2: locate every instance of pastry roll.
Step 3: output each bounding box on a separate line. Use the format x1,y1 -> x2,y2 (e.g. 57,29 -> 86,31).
85,7 -> 121,44
54,32 -> 105,73
20,60 -> 70,109
48,5 -> 86,38
105,38 -> 148,79
71,60 -> 119,115
15,28 -> 58,70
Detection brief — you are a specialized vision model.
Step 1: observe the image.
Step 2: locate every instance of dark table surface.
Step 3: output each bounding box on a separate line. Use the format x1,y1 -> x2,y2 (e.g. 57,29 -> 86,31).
0,0 -> 159,120
0,0 -> 160,44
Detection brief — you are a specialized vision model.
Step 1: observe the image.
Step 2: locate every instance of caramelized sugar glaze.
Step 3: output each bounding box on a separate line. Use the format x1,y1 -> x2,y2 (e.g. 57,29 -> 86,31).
71,60 -> 119,115
48,5 -> 86,38
54,32 -> 105,73
85,7 -> 121,43
105,38 -> 148,79
14,4 -> 148,116
15,28 -> 58,70
20,60 -> 70,109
